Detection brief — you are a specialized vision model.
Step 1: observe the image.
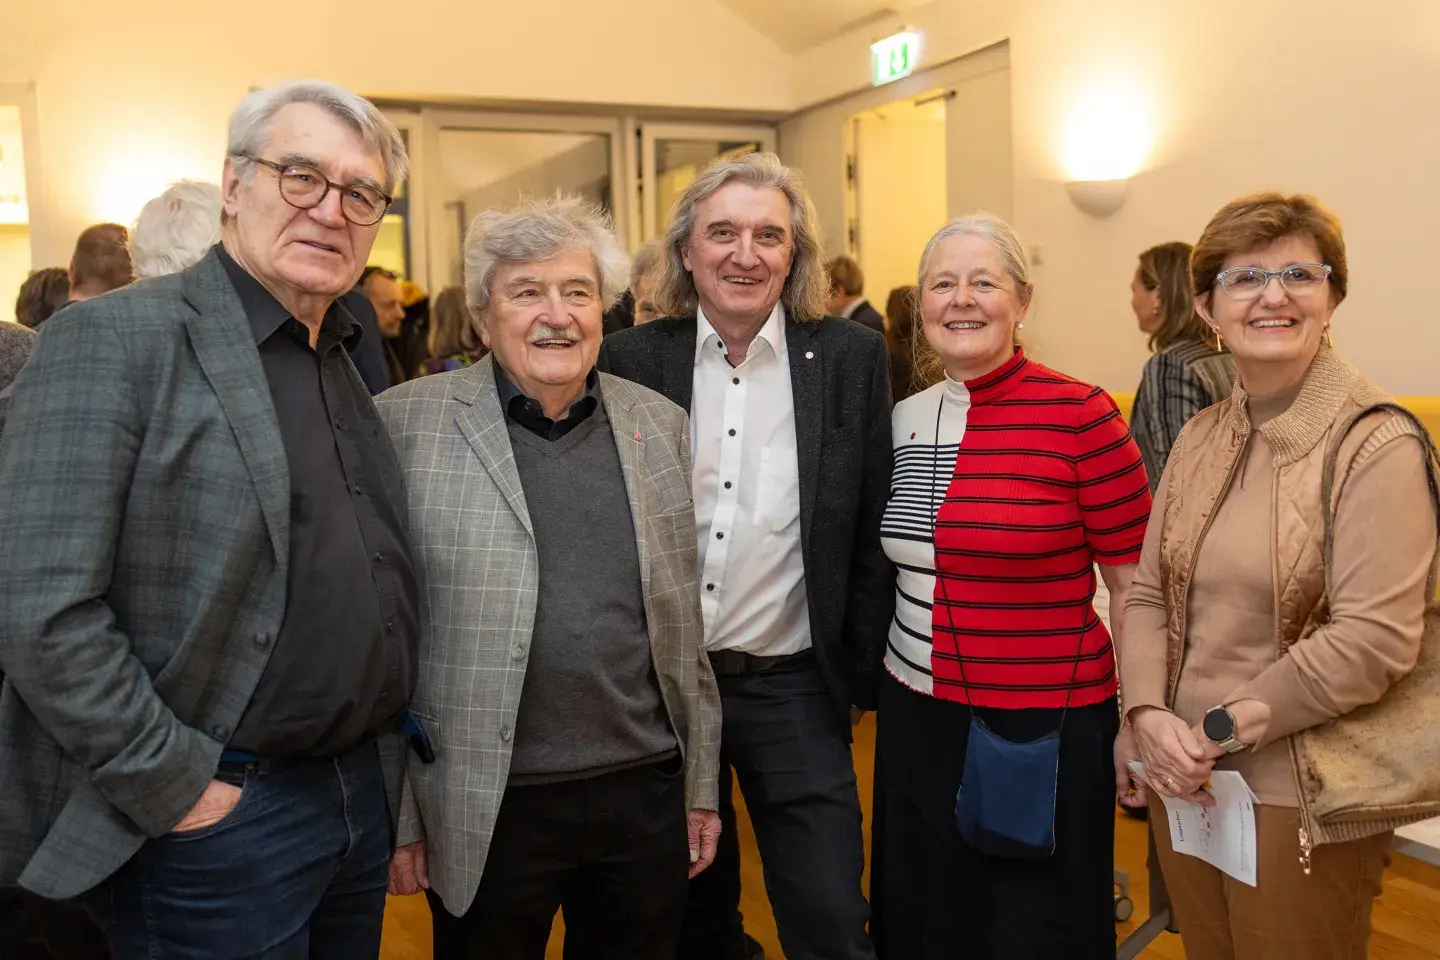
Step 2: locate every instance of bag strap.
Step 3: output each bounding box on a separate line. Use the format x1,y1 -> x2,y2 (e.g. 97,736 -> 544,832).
928,397 -> 1093,725
1319,403 -> 1440,604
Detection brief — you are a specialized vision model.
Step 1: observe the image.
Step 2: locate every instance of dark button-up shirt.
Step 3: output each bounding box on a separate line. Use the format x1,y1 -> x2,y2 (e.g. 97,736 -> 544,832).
218,245 -> 419,758
493,357 -> 601,441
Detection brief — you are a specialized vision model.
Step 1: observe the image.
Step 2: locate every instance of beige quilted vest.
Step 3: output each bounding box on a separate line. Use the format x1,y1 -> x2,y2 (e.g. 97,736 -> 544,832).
1155,345 -> 1437,870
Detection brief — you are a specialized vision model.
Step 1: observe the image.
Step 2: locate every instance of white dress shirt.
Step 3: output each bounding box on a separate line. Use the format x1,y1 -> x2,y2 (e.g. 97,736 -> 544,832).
691,303 -> 810,656
840,297 -> 864,320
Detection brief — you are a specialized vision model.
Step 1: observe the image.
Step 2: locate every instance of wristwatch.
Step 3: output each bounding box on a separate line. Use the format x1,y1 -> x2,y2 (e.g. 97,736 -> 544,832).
1202,705 -> 1249,754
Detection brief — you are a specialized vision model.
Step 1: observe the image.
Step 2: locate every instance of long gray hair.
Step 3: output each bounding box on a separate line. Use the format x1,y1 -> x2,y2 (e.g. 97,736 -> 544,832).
657,152 -> 829,322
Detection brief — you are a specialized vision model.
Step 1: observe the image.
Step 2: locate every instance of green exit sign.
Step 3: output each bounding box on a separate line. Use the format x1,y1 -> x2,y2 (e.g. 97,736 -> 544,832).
871,31 -> 921,86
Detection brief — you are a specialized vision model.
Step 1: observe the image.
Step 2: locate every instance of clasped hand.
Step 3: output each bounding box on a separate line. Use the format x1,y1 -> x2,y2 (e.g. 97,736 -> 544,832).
1130,707 -> 1223,807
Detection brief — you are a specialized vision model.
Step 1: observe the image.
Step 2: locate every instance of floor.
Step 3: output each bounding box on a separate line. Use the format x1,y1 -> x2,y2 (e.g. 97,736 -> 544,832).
379,714 -> 1440,959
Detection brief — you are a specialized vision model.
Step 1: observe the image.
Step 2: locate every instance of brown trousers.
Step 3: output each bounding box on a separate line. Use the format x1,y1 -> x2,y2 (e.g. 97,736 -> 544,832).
1149,799 -> 1389,960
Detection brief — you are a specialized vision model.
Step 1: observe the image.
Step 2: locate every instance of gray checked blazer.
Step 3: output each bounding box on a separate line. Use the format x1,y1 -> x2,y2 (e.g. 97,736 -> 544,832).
0,250 -> 407,900
375,360 -> 721,918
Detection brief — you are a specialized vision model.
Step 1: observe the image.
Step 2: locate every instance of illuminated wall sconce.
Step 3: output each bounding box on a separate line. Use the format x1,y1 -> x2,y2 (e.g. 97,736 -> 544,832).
1060,88 -> 1152,218
1066,178 -> 1128,217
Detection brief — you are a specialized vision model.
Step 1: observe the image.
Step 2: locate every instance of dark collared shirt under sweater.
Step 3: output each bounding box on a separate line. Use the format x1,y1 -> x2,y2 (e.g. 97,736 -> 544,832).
218,244 -> 419,758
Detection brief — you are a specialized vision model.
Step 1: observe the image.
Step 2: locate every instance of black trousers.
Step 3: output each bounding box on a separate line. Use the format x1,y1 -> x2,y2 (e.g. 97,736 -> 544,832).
429,756 -> 688,960
871,672 -> 1119,960
679,653 -> 874,960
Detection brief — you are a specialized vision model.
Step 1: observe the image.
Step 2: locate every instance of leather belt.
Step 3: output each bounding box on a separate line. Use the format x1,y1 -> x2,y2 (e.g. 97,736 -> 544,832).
707,648 -> 813,677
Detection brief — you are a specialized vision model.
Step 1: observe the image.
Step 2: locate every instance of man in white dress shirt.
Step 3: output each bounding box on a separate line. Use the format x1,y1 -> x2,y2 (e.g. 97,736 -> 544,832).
599,153 -> 893,960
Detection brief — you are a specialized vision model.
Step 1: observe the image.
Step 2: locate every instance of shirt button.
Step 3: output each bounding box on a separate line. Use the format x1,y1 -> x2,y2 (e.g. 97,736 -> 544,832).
212,724 -> 230,742
728,429 -> 736,437
706,583 -> 715,592
373,552 -> 384,565
724,481 -> 732,490
716,532 -> 724,540
252,631 -> 272,649
511,643 -> 527,660
386,619 -> 395,634
353,483 -> 363,495
732,377 -> 740,385
500,725 -> 513,741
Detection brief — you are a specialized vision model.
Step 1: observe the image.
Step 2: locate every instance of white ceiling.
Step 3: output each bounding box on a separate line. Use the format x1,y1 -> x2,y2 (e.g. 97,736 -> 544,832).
716,0 -> 929,54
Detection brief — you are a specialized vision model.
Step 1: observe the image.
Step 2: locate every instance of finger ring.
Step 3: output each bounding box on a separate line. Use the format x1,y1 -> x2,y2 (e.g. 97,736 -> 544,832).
1162,775 -> 1176,790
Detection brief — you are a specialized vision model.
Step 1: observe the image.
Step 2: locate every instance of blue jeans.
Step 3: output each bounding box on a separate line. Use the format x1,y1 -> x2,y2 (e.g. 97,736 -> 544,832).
88,740 -> 392,959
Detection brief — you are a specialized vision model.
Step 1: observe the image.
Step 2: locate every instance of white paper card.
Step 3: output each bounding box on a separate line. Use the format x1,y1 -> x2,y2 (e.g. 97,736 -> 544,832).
1129,760 -> 1261,887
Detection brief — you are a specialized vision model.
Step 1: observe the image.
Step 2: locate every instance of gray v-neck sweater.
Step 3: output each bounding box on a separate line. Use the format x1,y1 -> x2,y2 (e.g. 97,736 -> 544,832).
505,403 -> 677,783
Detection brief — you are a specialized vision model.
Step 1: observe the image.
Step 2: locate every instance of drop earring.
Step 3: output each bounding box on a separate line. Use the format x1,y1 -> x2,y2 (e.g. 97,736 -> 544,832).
1212,328 -> 1224,352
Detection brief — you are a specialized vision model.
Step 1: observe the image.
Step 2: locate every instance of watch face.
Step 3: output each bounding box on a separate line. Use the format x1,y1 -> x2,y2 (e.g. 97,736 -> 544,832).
1203,708 -> 1234,742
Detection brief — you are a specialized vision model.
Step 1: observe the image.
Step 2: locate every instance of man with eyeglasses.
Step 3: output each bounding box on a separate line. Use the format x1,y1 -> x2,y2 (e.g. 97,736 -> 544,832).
0,79 -> 419,959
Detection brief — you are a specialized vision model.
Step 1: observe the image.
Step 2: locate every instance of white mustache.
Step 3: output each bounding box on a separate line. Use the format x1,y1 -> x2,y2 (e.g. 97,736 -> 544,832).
528,324 -> 581,345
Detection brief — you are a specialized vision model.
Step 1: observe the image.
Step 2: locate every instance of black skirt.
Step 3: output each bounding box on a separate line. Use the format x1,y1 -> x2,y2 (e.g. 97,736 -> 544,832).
870,671 -> 1119,960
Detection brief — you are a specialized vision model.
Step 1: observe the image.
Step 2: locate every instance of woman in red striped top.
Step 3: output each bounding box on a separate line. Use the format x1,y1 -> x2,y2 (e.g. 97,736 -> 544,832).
872,214 -> 1152,959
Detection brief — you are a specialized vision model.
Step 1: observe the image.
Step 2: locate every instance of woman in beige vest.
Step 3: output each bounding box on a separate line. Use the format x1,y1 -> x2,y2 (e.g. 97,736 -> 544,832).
1119,192 -> 1437,959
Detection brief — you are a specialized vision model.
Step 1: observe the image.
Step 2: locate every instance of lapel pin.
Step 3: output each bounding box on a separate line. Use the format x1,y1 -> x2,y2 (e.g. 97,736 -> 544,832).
805,351 -> 814,360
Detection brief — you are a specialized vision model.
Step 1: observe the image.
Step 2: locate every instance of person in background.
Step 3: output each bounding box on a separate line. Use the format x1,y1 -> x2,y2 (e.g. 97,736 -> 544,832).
66,223 -> 134,303
600,152 -> 892,960
420,285 -> 486,374
884,284 -> 919,402
0,78 -> 419,958
0,321 -> 35,442
1129,241 -> 1237,489
872,213 -> 1151,959
14,267 -> 70,329
129,181 -> 222,280
630,241 -> 666,325
401,277 -> 433,373
0,320 -> 114,960
380,195 -> 720,958
362,265 -> 411,383
826,255 -> 884,334
1122,193 -> 1437,960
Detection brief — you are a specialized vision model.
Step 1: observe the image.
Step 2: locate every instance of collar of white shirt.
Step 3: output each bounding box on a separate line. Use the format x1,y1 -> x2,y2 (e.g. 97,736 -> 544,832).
840,296 -> 864,320
695,302 -> 788,364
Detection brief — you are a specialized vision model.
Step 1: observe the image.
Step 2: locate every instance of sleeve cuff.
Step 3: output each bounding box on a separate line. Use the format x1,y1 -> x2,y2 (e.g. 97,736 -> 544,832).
1226,658 -> 1328,749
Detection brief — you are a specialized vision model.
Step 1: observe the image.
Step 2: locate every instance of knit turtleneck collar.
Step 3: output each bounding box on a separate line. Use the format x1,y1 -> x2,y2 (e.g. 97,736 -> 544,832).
957,348 -> 1029,404
1223,343 -> 1365,466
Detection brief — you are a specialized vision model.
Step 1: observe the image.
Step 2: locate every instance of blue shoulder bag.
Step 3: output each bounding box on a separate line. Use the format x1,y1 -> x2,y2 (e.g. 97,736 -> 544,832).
929,397 -> 1090,860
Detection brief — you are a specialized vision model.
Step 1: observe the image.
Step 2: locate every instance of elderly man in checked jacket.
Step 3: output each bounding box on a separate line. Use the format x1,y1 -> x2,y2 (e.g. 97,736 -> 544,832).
378,194 -> 721,960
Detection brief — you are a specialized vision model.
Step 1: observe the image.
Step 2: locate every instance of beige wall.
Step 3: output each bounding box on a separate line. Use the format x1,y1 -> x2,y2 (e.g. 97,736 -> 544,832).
0,0 -> 793,269
789,0 -> 1440,396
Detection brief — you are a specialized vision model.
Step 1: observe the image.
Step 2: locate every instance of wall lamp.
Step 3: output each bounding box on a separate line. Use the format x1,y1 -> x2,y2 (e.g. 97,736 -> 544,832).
1060,89 -> 1152,218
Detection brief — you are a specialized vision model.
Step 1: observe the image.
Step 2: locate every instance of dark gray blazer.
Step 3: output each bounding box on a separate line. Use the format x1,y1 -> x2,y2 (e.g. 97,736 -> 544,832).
0,249 -> 406,899
597,314 -> 896,730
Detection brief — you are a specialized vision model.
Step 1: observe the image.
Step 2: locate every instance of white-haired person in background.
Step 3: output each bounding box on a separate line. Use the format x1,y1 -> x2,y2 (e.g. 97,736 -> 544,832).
379,194 -> 720,959
129,180 -> 223,280
0,79 -> 420,958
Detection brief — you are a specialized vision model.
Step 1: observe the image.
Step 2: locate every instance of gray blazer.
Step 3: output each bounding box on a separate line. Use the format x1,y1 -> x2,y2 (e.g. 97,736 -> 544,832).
0,250 -> 406,900
376,361 -> 720,917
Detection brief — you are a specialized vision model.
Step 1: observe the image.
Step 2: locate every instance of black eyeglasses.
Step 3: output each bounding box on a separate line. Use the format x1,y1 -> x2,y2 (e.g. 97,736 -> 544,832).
245,156 -> 392,226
